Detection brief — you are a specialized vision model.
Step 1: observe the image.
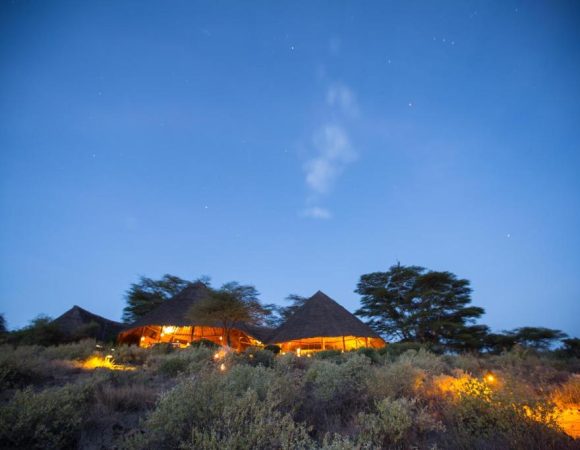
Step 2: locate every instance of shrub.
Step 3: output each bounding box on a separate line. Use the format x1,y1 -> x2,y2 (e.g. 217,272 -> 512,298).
125,365 -> 279,449
182,390 -> 314,450
189,338 -> 220,349
301,354 -> 371,433
243,348 -> 275,368
112,345 -> 149,365
552,374 -> 580,408
356,397 -> 414,446
94,381 -> 157,412
43,338 -> 98,360
367,360 -> 424,401
0,345 -> 70,389
264,344 -> 281,354
314,350 -> 344,362
356,347 -> 381,364
381,342 -> 425,358
0,383 -> 91,449
397,349 -> 448,375
152,346 -> 214,377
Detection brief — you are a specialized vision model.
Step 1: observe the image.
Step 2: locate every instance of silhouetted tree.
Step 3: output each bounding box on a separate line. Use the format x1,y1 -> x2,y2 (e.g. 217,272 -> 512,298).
0,313 -> 6,335
187,281 -> 269,347
122,274 -> 192,323
355,264 -> 485,350
263,294 -> 308,328
560,337 -> 580,358
8,315 -> 65,346
511,327 -> 567,351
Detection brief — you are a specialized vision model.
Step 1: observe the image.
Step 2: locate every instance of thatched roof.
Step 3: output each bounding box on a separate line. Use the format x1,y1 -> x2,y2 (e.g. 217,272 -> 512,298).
53,305 -> 126,341
125,282 -> 274,342
128,281 -> 212,328
268,291 -> 382,343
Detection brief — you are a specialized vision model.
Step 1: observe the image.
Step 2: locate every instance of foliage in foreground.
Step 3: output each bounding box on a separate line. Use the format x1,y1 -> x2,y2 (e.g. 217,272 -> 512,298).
0,343 -> 578,450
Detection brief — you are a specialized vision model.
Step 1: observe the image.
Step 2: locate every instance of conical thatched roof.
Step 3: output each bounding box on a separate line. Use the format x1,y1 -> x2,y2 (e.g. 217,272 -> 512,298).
268,291 -> 382,343
53,305 -> 126,341
125,282 -> 274,342
128,281 -> 212,328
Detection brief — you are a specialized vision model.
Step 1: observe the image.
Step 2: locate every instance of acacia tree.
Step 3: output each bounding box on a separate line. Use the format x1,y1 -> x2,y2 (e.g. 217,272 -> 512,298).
263,294 -> 308,328
355,264 -> 485,350
122,274 -> 192,323
187,281 -> 269,347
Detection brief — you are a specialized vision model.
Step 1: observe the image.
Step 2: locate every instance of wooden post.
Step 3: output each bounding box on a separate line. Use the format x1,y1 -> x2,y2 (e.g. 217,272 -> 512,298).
365,337 -> 369,348
322,337 -> 326,350
190,326 -> 195,344
342,335 -> 346,351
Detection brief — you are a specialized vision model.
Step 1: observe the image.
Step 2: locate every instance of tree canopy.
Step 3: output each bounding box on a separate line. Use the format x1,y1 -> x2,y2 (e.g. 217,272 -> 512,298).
122,274 -> 192,323
355,264 -> 485,350
186,281 -> 269,347
263,294 -> 308,328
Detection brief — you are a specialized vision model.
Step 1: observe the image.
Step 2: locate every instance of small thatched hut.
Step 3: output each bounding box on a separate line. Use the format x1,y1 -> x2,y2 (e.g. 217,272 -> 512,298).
117,282 -> 272,351
268,291 -> 385,354
53,305 -> 126,342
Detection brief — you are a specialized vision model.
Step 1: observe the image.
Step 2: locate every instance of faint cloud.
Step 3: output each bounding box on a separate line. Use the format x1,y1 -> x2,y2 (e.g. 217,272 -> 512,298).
302,207 -> 332,220
304,124 -> 356,194
300,82 -> 360,220
326,83 -> 359,117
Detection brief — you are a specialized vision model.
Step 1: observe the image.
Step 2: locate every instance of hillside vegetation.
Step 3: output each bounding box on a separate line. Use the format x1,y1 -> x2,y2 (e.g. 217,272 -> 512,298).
0,341 -> 578,449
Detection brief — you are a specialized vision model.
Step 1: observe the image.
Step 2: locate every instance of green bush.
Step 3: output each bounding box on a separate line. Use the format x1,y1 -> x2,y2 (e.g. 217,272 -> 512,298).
0,383 -> 91,449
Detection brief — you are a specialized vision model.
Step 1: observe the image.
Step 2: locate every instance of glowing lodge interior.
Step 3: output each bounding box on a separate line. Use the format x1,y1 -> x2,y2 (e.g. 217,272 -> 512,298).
277,336 -> 385,354
118,325 -> 263,351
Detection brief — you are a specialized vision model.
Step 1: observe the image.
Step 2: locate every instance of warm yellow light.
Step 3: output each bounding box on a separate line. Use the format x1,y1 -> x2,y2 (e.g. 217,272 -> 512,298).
307,354 -> 312,358
485,373 -> 496,383
77,355 -> 134,371
140,336 -> 145,341
219,336 -> 223,341
220,363 -> 226,371
296,348 -> 301,357
249,354 -> 254,359
162,326 -> 176,334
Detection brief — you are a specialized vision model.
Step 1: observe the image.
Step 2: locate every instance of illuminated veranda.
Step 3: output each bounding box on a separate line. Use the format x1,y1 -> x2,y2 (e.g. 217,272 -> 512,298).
118,324 -> 263,351
277,335 -> 385,354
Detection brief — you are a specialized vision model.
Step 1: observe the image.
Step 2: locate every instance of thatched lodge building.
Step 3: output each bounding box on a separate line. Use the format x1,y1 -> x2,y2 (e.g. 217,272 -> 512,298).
53,305 -> 126,342
117,284 -> 385,354
117,282 -> 272,351
268,291 -> 385,354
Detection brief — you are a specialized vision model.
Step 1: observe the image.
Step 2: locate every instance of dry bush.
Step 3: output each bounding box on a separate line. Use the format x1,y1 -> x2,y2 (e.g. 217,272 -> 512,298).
43,338 -> 97,360
0,344 -> 74,389
182,390 -> 314,450
150,346 -> 214,377
112,345 -> 150,365
95,381 -> 158,412
552,374 -> 580,408
367,360 -> 425,401
397,349 -> 448,375
0,383 -> 91,449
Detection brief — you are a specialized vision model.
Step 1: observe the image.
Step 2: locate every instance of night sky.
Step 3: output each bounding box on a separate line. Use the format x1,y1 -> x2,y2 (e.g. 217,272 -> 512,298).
1,1 -> 579,336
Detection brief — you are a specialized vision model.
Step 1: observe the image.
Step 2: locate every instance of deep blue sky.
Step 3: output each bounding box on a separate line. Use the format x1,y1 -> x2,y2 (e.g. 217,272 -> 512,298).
1,1 -> 579,336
